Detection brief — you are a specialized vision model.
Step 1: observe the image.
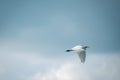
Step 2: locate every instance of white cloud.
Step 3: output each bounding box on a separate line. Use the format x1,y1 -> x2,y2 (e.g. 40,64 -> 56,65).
0,52 -> 55,66
24,53 -> 120,80
0,41 -> 120,80
0,65 -> 6,80
56,62 -> 89,80
13,53 -> 47,65
0,65 -> 6,75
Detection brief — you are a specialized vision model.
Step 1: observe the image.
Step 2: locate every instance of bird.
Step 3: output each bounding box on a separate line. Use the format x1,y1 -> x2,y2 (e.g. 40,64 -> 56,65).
66,45 -> 89,63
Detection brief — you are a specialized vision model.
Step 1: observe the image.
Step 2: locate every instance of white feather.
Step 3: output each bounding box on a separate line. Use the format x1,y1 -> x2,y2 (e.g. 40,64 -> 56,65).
68,45 -> 88,63
77,50 -> 86,63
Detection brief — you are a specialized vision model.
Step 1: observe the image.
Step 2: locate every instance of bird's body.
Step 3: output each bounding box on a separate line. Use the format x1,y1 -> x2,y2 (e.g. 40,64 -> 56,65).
66,45 -> 89,63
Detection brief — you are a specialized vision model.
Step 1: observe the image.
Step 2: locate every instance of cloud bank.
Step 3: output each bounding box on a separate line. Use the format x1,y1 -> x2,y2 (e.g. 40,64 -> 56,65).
0,40 -> 120,80
24,53 -> 120,80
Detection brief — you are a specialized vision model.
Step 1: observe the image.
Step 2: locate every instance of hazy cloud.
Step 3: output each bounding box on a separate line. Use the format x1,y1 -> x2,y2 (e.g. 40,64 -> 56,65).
24,53 -> 120,80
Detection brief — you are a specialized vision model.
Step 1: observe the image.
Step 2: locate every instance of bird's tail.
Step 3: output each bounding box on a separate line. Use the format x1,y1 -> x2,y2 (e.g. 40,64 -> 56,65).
66,49 -> 72,52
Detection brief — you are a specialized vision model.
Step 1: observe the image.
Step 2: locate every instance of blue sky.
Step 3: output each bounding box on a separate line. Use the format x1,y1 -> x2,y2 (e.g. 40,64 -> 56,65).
0,0 -> 120,80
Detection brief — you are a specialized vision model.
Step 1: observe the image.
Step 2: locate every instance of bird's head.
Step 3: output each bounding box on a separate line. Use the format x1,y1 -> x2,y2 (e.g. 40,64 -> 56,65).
82,46 -> 90,49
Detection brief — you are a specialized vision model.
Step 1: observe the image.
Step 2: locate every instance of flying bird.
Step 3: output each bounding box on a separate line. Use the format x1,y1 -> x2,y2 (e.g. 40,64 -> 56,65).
66,45 -> 89,63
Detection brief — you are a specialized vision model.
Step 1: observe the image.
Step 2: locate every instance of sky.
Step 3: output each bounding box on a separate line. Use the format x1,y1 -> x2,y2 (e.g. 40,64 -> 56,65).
0,0 -> 120,80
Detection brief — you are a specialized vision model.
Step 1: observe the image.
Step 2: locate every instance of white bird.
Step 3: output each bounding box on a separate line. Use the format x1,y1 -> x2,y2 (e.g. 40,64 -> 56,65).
66,45 -> 89,63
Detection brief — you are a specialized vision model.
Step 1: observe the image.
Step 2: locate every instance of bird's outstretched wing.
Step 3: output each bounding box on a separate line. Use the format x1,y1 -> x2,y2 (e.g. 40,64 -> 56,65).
77,51 -> 86,63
